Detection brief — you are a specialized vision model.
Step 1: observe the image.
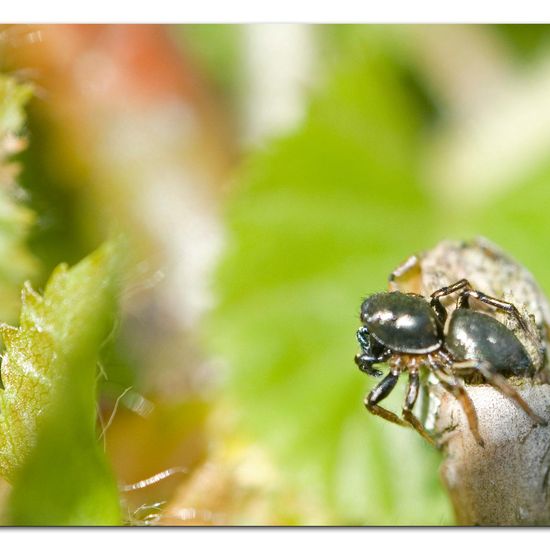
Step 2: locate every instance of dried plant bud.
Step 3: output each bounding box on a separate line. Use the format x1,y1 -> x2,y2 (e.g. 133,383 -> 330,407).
389,237 -> 550,524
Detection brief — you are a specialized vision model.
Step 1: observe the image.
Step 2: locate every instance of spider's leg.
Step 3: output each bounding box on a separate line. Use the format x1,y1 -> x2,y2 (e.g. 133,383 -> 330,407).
429,279 -> 472,325
388,254 -> 420,292
456,289 -> 530,332
455,289 -> 545,366
429,356 -> 484,447
355,353 -> 383,377
453,360 -> 547,426
402,369 -> 435,445
355,327 -> 391,377
365,368 -> 409,428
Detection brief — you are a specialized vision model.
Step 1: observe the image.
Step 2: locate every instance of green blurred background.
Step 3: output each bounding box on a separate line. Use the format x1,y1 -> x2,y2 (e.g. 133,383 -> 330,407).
2,24 -> 550,525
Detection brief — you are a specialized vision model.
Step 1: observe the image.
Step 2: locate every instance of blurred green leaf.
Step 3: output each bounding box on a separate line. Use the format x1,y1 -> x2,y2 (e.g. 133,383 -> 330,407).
457,159 -> 550,299
0,75 -> 38,321
0,76 -> 32,136
3,241 -> 121,525
176,24 -> 242,101
492,24 -> 550,60
210,49 -> 451,524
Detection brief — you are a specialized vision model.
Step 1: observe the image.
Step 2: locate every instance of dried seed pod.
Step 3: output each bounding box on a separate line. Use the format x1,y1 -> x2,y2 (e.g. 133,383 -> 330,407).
389,237 -> 550,525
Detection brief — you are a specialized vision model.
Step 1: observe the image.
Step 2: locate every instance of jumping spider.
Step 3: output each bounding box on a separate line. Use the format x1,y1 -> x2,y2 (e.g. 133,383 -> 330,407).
355,275 -> 548,447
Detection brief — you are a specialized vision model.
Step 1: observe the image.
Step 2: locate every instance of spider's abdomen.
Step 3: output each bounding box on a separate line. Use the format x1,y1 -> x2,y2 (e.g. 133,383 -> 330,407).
446,309 -> 534,376
361,292 -> 442,354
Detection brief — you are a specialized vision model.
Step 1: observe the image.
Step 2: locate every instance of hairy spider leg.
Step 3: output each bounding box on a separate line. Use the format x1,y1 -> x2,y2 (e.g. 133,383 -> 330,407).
452,360 -> 547,426
429,279 -> 472,324
428,355 -> 485,447
458,286 -> 545,365
402,368 -> 435,446
456,287 -> 532,334
431,280 -> 541,364
355,327 -> 392,373
431,278 -> 534,338
355,353 -> 383,377
364,368 -> 409,428
364,363 -> 435,445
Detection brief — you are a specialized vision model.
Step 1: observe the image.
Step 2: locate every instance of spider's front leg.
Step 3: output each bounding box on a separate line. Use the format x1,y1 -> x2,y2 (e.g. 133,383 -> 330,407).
355,353 -> 383,377
364,368 -> 409,428
355,326 -> 389,377
402,369 -> 435,446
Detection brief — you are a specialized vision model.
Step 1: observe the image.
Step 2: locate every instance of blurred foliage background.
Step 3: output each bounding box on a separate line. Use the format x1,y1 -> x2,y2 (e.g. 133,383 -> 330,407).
1,24 -> 550,525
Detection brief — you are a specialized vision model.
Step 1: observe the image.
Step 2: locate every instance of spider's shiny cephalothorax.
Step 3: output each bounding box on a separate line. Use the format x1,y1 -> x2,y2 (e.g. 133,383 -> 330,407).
355,279 -> 547,447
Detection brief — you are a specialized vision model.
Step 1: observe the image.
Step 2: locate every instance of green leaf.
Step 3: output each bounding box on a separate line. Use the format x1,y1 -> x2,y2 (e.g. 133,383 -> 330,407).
0,76 -> 33,137
2,241 -> 122,525
209,50 -> 451,524
448,159 -> 550,302
177,25 -> 241,99
0,75 -> 38,321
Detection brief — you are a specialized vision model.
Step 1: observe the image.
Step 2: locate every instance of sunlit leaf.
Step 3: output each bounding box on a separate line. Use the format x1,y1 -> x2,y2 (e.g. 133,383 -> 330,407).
2,241 -> 122,525
0,76 -> 32,137
0,75 -> 38,321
